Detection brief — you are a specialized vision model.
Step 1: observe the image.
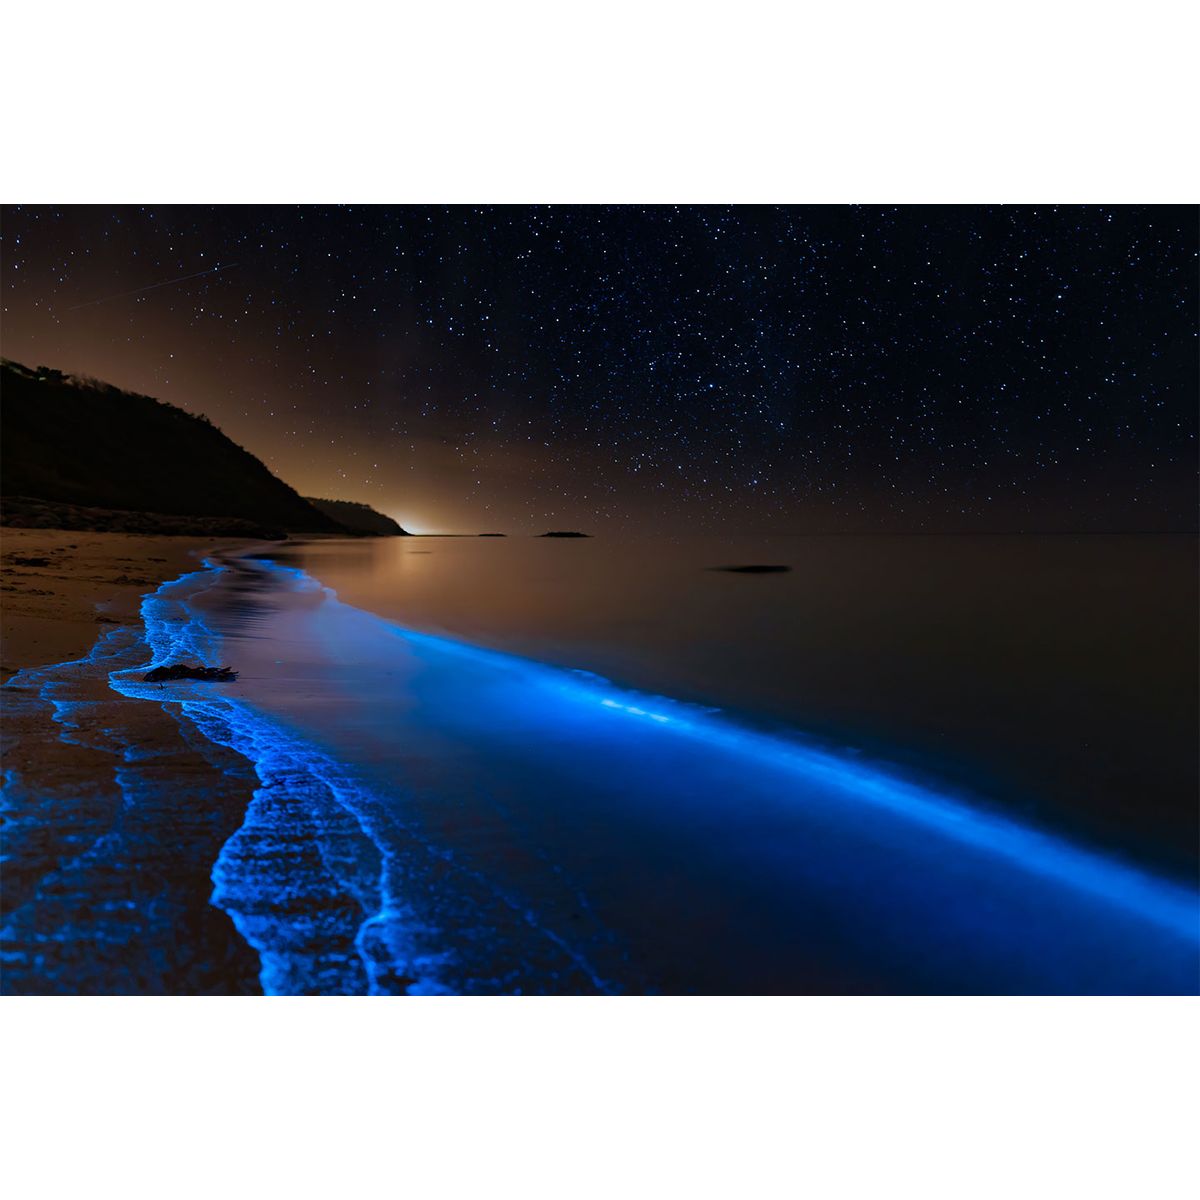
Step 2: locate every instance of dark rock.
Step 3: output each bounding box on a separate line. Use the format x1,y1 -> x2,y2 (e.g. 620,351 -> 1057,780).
7,555 -> 51,566
143,664 -> 239,683
710,564 -> 791,574
478,532 -> 506,537
540,531 -> 590,538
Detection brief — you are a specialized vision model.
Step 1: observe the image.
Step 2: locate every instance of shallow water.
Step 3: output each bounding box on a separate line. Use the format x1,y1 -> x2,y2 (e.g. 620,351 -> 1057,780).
127,546 -> 1200,992
4,535 -> 1197,994
263,533 -> 1200,874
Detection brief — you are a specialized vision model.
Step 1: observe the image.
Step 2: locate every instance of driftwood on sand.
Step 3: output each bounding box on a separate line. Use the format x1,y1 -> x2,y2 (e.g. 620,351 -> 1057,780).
143,664 -> 239,683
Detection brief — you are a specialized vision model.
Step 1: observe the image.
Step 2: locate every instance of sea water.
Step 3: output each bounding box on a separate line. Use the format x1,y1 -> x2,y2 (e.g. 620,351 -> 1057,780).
5,534 -> 1198,993
127,538 -> 1200,992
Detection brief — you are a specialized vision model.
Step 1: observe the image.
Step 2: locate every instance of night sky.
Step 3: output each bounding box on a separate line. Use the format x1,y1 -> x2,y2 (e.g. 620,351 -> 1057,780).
2,205 -> 1195,534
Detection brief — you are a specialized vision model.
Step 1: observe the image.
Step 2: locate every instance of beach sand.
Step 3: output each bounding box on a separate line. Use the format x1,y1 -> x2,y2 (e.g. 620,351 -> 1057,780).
1,528 -> 244,674
1,529 -> 264,994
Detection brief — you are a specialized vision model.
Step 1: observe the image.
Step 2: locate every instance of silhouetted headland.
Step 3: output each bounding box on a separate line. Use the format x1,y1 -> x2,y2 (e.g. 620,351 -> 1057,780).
1,360 -> 340,534
304,497 -> 408,536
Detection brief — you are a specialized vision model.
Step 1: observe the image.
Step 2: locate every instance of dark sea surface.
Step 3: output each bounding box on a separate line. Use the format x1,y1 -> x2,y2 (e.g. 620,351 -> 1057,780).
264,532 -> 1200,877
183,535 -> 1199,993
5,534 -> 1197,994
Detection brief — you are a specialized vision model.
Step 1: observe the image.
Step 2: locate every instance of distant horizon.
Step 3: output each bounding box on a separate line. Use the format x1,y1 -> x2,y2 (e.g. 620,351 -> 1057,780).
6,353 -> 1197,540
397,528 -> 1200,537
3,205 -> 1194,537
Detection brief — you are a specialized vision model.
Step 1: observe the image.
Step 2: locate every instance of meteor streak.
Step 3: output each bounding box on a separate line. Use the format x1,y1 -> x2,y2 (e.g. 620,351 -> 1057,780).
62,262 -> 239,311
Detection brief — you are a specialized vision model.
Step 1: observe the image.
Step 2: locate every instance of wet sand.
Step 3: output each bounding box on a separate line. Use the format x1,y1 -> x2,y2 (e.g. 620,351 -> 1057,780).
0,529 -> 246,672
1,530 -> 263,994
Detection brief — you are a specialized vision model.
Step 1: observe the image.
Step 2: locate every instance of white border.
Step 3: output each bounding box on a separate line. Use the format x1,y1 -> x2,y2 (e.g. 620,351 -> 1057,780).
3,998 -> 1199,1198
2,1 -> 1198,201
3,3 -> 1198,1195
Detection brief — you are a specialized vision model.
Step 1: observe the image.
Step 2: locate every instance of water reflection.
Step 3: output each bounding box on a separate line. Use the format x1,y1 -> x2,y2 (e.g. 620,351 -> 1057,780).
261,533 -> 1198,876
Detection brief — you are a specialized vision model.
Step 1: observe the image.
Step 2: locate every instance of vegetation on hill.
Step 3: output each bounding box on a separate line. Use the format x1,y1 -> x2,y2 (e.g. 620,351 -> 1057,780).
0,361 -> 343,534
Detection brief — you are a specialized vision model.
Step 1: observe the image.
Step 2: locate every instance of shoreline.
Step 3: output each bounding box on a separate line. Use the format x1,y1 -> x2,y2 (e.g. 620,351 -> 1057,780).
174,552 -> 1200,992
3,531 -> 1197,994
1,529 -> 267,994
1,527 -> 259,674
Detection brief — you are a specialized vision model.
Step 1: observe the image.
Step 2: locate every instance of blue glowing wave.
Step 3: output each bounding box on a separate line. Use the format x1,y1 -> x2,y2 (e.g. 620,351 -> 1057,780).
107,562 -> 623,995
1,607 -> 259,994
144,558 -> 1200,992
7,554 -> 1197,994
391,627 -> 1197,942
98,566 -> 416,994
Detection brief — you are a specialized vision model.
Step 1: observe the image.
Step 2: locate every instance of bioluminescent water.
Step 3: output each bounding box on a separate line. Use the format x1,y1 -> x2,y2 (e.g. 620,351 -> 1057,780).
6,549 -> 1195,994
256,532 -> 1200,875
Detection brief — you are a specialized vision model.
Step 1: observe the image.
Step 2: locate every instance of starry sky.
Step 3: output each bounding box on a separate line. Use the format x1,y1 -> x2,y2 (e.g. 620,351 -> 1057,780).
1,205 -> 1195,534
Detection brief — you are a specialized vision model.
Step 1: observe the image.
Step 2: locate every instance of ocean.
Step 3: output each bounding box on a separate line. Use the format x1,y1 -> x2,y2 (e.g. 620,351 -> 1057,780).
4,533 -> 1197,993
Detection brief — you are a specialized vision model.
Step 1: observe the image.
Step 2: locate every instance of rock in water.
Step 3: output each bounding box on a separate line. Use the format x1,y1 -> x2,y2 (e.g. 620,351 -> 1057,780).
143,664 -> 239,683
710,564 -> 791,574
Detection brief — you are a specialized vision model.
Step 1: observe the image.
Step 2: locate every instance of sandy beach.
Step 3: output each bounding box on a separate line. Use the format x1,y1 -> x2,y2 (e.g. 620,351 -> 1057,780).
1,528 -> 246,674
1,529 -> 264,994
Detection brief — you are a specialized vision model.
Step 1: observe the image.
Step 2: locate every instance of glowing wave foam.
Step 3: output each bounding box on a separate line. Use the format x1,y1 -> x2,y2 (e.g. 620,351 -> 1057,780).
74,557 -> 1200,993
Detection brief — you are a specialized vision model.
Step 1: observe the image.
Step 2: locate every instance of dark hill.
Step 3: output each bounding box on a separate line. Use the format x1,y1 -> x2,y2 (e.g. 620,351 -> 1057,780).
1,361 -> 342,534
304,497 -> 408,535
